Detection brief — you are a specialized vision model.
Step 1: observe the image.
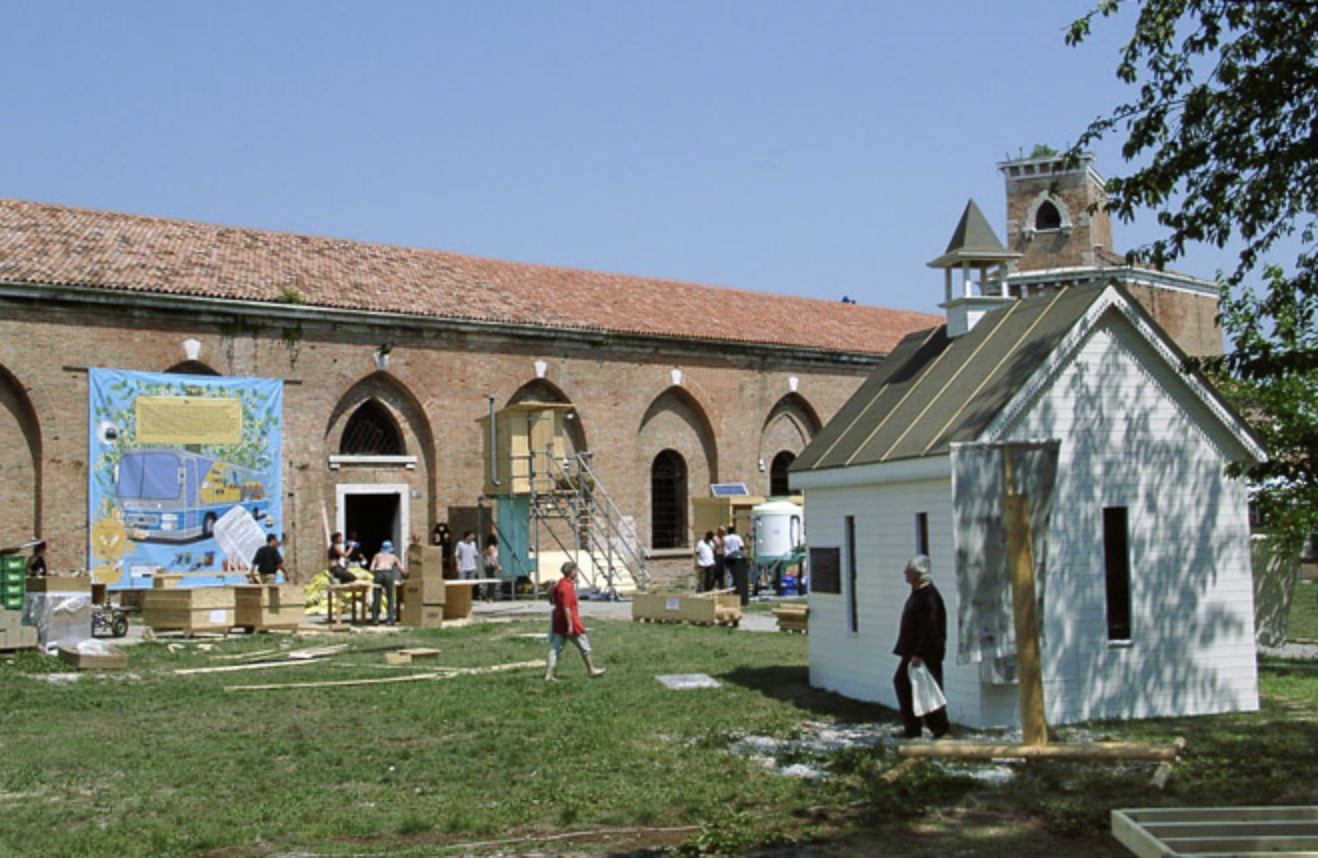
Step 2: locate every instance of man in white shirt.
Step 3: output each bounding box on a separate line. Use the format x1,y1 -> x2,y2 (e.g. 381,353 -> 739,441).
455,530 -> 479,581
723,526 -> 749,605
695,531 -> 717,591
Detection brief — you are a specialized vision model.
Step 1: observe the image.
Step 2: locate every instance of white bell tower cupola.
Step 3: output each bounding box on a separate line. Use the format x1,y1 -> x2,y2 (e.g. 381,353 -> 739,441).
928,199 -> 1021,337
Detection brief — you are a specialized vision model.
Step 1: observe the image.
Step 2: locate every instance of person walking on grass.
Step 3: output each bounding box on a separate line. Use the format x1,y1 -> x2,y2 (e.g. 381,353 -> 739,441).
545,561 -> 606,681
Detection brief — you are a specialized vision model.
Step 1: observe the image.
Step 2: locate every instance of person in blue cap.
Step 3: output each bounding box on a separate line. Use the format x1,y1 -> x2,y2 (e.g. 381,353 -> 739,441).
369,539 -> 405,624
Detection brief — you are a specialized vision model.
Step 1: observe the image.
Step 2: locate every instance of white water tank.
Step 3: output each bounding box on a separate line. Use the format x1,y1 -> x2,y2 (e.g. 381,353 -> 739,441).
752,499 -> 803,559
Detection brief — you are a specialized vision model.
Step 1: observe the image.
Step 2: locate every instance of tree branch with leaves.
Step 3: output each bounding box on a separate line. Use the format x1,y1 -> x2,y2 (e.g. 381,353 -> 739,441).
1069,0 -> 1318,547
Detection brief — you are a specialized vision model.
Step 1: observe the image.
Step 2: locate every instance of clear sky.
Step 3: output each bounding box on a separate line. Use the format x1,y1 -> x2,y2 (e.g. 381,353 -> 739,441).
1,2 -> 1254,317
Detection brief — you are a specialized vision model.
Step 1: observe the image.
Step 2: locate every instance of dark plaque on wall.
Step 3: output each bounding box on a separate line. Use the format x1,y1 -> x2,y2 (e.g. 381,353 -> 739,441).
810,546 -> 841,594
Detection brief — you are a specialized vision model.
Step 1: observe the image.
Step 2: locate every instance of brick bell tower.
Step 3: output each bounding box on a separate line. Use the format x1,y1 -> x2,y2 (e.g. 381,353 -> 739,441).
999,150 -> 1114,272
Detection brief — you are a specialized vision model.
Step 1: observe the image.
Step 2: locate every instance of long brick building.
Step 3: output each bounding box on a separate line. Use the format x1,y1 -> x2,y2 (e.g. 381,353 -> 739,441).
0,153 -> 1219,588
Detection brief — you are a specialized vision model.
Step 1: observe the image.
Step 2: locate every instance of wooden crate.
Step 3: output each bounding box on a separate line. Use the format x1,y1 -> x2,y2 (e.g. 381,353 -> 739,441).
772,605 -> 809,634
0,608 -> 37,651
24,576 -> 92,594
144,587 -> 236,632
632,592 -> 741,626
58,645 -> 127,670
234,584 -> 305,631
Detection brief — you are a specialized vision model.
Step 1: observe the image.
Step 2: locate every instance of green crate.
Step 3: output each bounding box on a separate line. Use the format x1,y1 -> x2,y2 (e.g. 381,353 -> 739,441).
0,556 -> 25,573
2,570 -> 24,584
1,595 -> 20,611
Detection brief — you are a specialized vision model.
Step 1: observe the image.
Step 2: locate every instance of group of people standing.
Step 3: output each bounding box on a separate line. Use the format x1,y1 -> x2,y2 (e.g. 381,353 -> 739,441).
695,526 -> 749,604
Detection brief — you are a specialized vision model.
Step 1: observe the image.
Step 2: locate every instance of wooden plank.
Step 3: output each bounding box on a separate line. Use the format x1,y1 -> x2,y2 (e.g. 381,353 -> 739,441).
228,672 -> 443,692
1112,809 -> 1170,858
899,741 -> 1179,762
1123,807 -> 1318,823
224,660 -> 543,692
1114,807 -> 1318,857
1005,492 -> 1047,747
174,659 -> 322,675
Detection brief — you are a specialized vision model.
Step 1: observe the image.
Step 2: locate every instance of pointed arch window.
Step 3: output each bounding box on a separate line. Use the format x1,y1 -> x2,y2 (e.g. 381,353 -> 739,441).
651,449 -> 688,549
769,451 -> 796,497
1035,200 -> 1063,231
340,400 -> 404,456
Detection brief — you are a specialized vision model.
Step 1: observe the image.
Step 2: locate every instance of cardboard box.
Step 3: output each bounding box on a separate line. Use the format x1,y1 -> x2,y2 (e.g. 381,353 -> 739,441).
401,597 -> 444,628
406,544 -> 444,579
144,587 -> 236,632
58,645 -> 127,670
632,592 -> 742,626
402,576 -> 446,605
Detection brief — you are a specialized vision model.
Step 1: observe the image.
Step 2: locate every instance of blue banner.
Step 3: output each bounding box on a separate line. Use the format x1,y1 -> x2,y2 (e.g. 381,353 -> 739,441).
88,369 -> 283,589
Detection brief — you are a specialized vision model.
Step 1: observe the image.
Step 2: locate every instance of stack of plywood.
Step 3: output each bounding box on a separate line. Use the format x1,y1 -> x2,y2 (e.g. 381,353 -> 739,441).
401,544 -> 445,628
144,586 -> 236,633
632,592 -> 741,627
0,607 -> 37,651
58,644 -> 127,670
772,604 -> 809,634
234,584 -> 305,632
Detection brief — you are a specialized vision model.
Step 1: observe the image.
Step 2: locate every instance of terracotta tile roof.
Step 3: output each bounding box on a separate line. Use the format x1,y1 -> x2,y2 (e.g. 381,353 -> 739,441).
0,198 -> 941,356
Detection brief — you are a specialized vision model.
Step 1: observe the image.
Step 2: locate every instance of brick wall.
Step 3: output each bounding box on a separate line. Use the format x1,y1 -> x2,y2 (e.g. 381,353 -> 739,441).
0,294 -> 874,582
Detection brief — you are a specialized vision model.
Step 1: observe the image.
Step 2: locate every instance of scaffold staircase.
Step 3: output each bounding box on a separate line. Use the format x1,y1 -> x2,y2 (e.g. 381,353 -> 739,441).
525,449 -> 650,598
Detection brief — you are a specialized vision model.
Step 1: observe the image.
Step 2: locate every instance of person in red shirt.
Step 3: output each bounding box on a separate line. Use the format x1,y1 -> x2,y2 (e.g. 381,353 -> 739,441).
545,561 -> 606,681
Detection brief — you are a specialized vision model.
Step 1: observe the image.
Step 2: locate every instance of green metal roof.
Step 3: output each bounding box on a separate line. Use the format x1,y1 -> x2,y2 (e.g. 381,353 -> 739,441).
927,199 -> 1019,269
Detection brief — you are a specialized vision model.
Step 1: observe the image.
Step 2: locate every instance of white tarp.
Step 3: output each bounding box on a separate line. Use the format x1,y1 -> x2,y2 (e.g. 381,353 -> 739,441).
951,440 -> 1060,671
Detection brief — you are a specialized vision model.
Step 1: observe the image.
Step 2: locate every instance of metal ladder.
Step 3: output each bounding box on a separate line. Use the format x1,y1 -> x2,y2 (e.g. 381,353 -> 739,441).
526,450 -> 650,598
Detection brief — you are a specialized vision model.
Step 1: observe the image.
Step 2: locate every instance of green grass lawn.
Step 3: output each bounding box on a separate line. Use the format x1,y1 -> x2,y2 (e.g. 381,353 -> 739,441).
4,614 -> 1318,856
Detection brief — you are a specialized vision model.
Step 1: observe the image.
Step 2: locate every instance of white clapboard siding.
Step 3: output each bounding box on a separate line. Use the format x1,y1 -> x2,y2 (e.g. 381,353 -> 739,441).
805,308 -> 1260,729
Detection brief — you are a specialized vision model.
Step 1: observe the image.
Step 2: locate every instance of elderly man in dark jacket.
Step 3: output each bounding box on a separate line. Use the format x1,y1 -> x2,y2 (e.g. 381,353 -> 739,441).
892,554 -> 949,739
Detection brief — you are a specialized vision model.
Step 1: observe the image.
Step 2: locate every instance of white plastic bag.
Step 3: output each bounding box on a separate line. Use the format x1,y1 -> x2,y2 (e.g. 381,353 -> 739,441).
909,662 -> 946,717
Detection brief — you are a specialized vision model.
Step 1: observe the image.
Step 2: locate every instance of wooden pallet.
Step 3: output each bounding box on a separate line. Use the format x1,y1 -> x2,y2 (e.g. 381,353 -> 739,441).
632,592 -> 742,627
1113,806 -> 1318,856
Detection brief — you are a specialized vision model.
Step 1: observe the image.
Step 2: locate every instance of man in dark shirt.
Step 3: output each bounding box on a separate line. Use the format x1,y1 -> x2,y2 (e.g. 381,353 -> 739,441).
249,534 -> 285,584
892,554 -> 949,739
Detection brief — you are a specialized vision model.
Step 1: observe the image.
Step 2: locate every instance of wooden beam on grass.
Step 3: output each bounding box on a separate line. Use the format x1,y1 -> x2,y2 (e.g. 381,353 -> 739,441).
175,659 -> 323,675
223,659 -> 545,693
897,740 -> 1181,763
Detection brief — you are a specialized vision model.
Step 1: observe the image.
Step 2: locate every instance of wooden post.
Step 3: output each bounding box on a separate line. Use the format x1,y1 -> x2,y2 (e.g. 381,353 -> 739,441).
1006,492 -> 1048,746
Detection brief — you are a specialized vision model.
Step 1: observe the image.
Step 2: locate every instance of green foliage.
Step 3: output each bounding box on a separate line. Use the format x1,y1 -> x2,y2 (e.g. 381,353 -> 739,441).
1068,2 -> 1318,546
676,810 -> 799,855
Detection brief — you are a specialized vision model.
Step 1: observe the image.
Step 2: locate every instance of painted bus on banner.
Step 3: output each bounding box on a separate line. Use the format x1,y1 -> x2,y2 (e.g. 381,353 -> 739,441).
116,447 -> 272,543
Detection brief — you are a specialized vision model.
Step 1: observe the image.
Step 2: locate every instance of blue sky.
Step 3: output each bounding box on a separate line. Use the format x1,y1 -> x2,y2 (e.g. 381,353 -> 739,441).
1,2 -> 1252,316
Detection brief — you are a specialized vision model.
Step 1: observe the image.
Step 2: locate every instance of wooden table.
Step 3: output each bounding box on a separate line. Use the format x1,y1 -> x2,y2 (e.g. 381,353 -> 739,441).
326,583 -> 375,624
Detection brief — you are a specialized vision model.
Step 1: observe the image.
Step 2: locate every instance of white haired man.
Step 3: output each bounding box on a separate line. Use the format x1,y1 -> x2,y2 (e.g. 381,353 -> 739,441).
892,554 -> 949,739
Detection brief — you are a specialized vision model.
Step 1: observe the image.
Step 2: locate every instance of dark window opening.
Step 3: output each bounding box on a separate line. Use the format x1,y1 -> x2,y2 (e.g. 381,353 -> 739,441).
846,515 -> 858,633
1103,506 -> 1132,640
340,400 -> 404,456
915,512 -> 929,556
769,451 -> 796,497
651,449 -> 688,549
1035,200 -> 1063,231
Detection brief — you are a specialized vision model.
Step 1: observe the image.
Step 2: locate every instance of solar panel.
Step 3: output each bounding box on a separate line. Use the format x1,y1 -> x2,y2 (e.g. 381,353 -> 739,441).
710,483 -> 750,497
